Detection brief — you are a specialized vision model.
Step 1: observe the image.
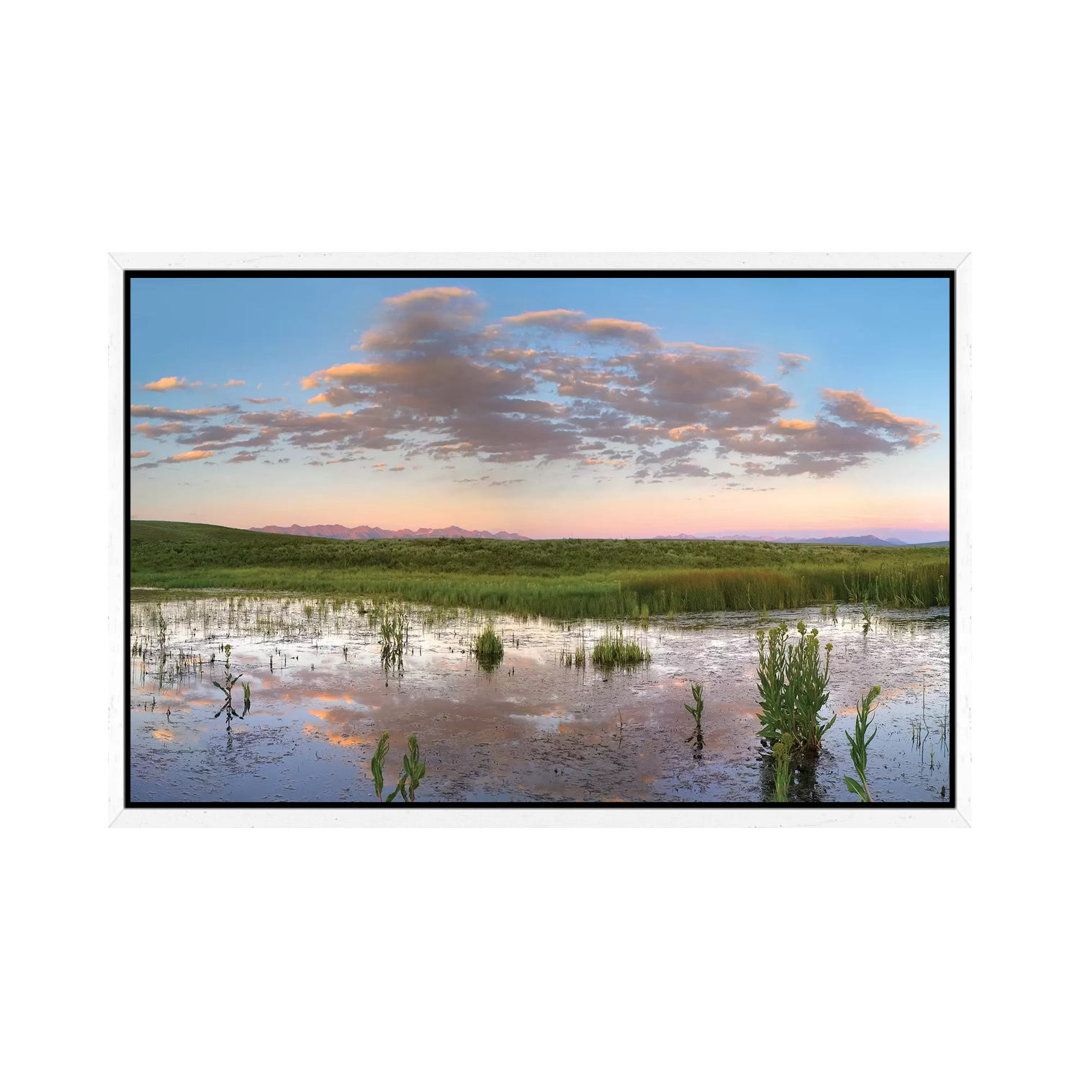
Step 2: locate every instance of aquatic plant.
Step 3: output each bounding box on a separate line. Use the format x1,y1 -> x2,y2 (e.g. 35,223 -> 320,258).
843,685 -> 881,802
211,643 -> 250,725
559,632 -> 588,668
369,732 -> 427,803
474,623 -> 504,669
772,732 -> 794,802
591,626 -> 651,669
370,732 -> 391,801
684,682 -> 704,756
386,735 -> 426,803
378,604 -> 408,674
755,621 -> 836,754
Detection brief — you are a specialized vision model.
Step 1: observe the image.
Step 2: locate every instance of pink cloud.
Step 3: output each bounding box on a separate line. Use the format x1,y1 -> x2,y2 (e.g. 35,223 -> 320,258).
141,376 -> 187,392
163,450 -> 213,463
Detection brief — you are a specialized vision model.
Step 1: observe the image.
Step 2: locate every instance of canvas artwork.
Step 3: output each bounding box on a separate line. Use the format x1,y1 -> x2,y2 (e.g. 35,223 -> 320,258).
123,263 -> 955,814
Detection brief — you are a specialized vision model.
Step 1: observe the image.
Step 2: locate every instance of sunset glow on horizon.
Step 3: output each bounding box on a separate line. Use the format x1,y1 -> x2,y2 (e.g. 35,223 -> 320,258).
129,275 -> 950,542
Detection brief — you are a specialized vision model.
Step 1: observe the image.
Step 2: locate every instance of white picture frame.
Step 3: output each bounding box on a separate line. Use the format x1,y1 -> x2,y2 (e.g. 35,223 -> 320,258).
109,252 -> 971,827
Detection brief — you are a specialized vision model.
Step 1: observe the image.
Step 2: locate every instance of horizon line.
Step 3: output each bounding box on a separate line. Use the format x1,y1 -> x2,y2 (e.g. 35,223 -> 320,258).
131,517 -> 951,541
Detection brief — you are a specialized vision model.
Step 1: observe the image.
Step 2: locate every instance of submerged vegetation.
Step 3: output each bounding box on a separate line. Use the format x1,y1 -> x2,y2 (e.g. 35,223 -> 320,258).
131,521 -> 950,620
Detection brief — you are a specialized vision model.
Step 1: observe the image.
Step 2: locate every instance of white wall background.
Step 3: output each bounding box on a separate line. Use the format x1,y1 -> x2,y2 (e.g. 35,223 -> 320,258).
3,2 -> 1071,1078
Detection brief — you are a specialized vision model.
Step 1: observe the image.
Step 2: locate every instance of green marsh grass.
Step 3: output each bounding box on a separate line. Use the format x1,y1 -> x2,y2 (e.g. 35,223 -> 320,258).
591,626 -> 651,669
474,623 -> 505,670
131,522 -> 950,620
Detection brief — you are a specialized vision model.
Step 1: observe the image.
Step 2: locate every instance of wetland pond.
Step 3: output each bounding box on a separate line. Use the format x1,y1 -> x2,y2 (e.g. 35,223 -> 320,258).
130,595 -> 950,804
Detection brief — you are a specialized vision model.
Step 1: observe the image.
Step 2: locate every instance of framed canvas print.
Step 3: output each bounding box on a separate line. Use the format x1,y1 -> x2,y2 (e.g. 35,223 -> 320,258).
109,253 -> 970,825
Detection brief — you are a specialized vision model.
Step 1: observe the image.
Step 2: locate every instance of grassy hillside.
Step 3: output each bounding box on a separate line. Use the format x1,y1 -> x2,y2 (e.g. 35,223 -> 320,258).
130,520 -> 950,618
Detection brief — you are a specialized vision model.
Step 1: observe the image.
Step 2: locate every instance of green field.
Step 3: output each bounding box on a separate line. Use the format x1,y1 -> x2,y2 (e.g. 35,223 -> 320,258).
130,520 -> 950,619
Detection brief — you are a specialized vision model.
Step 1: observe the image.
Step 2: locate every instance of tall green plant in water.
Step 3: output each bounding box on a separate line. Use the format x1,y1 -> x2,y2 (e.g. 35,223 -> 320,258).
843,686 -> 881,802
369,732 -> 426,803
211,643 -> 250,726
386,736 -> 426,803
370,732 -> 391,801
772,733 -> 794,802
684,682 -> 704,758
755,621 -> 836,754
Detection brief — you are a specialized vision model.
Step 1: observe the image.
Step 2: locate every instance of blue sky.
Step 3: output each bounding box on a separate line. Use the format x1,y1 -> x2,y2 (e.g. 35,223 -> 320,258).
130,275 -> 950,539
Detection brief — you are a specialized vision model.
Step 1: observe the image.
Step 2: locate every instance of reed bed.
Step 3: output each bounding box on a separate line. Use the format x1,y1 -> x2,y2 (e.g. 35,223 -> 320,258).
132,521 -> 950,620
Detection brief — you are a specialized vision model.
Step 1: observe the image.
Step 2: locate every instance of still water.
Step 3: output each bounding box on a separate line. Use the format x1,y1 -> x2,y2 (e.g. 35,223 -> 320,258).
129,595 -> 950,804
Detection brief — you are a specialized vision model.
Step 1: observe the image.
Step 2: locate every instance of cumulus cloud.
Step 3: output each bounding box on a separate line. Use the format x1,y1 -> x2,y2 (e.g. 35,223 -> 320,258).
131,404 -> 239,421
725,391 -> 939,476
820,389 -> 936,446
503,308 -> 661,348
131,421 -> 188,439
385,286 -> 476,306
130,287 -> 936,484
141,376 -> 187,392
163,450 -> 213,463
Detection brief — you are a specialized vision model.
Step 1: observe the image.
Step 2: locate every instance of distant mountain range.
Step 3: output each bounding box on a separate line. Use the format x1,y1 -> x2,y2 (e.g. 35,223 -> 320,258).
251,523 -> 531,541
654,533 -> 906,546
654,533 -> 949,546
251,524 -> 948,546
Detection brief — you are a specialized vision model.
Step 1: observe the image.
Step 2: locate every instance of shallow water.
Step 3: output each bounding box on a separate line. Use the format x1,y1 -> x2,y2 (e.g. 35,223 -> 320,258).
129,595 -> 951,804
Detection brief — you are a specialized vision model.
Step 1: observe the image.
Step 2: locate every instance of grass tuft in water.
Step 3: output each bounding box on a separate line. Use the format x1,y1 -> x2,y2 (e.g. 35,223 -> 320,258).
474,623 -> 505,670
377,604 -> 408,675
591,626 -> 651,669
